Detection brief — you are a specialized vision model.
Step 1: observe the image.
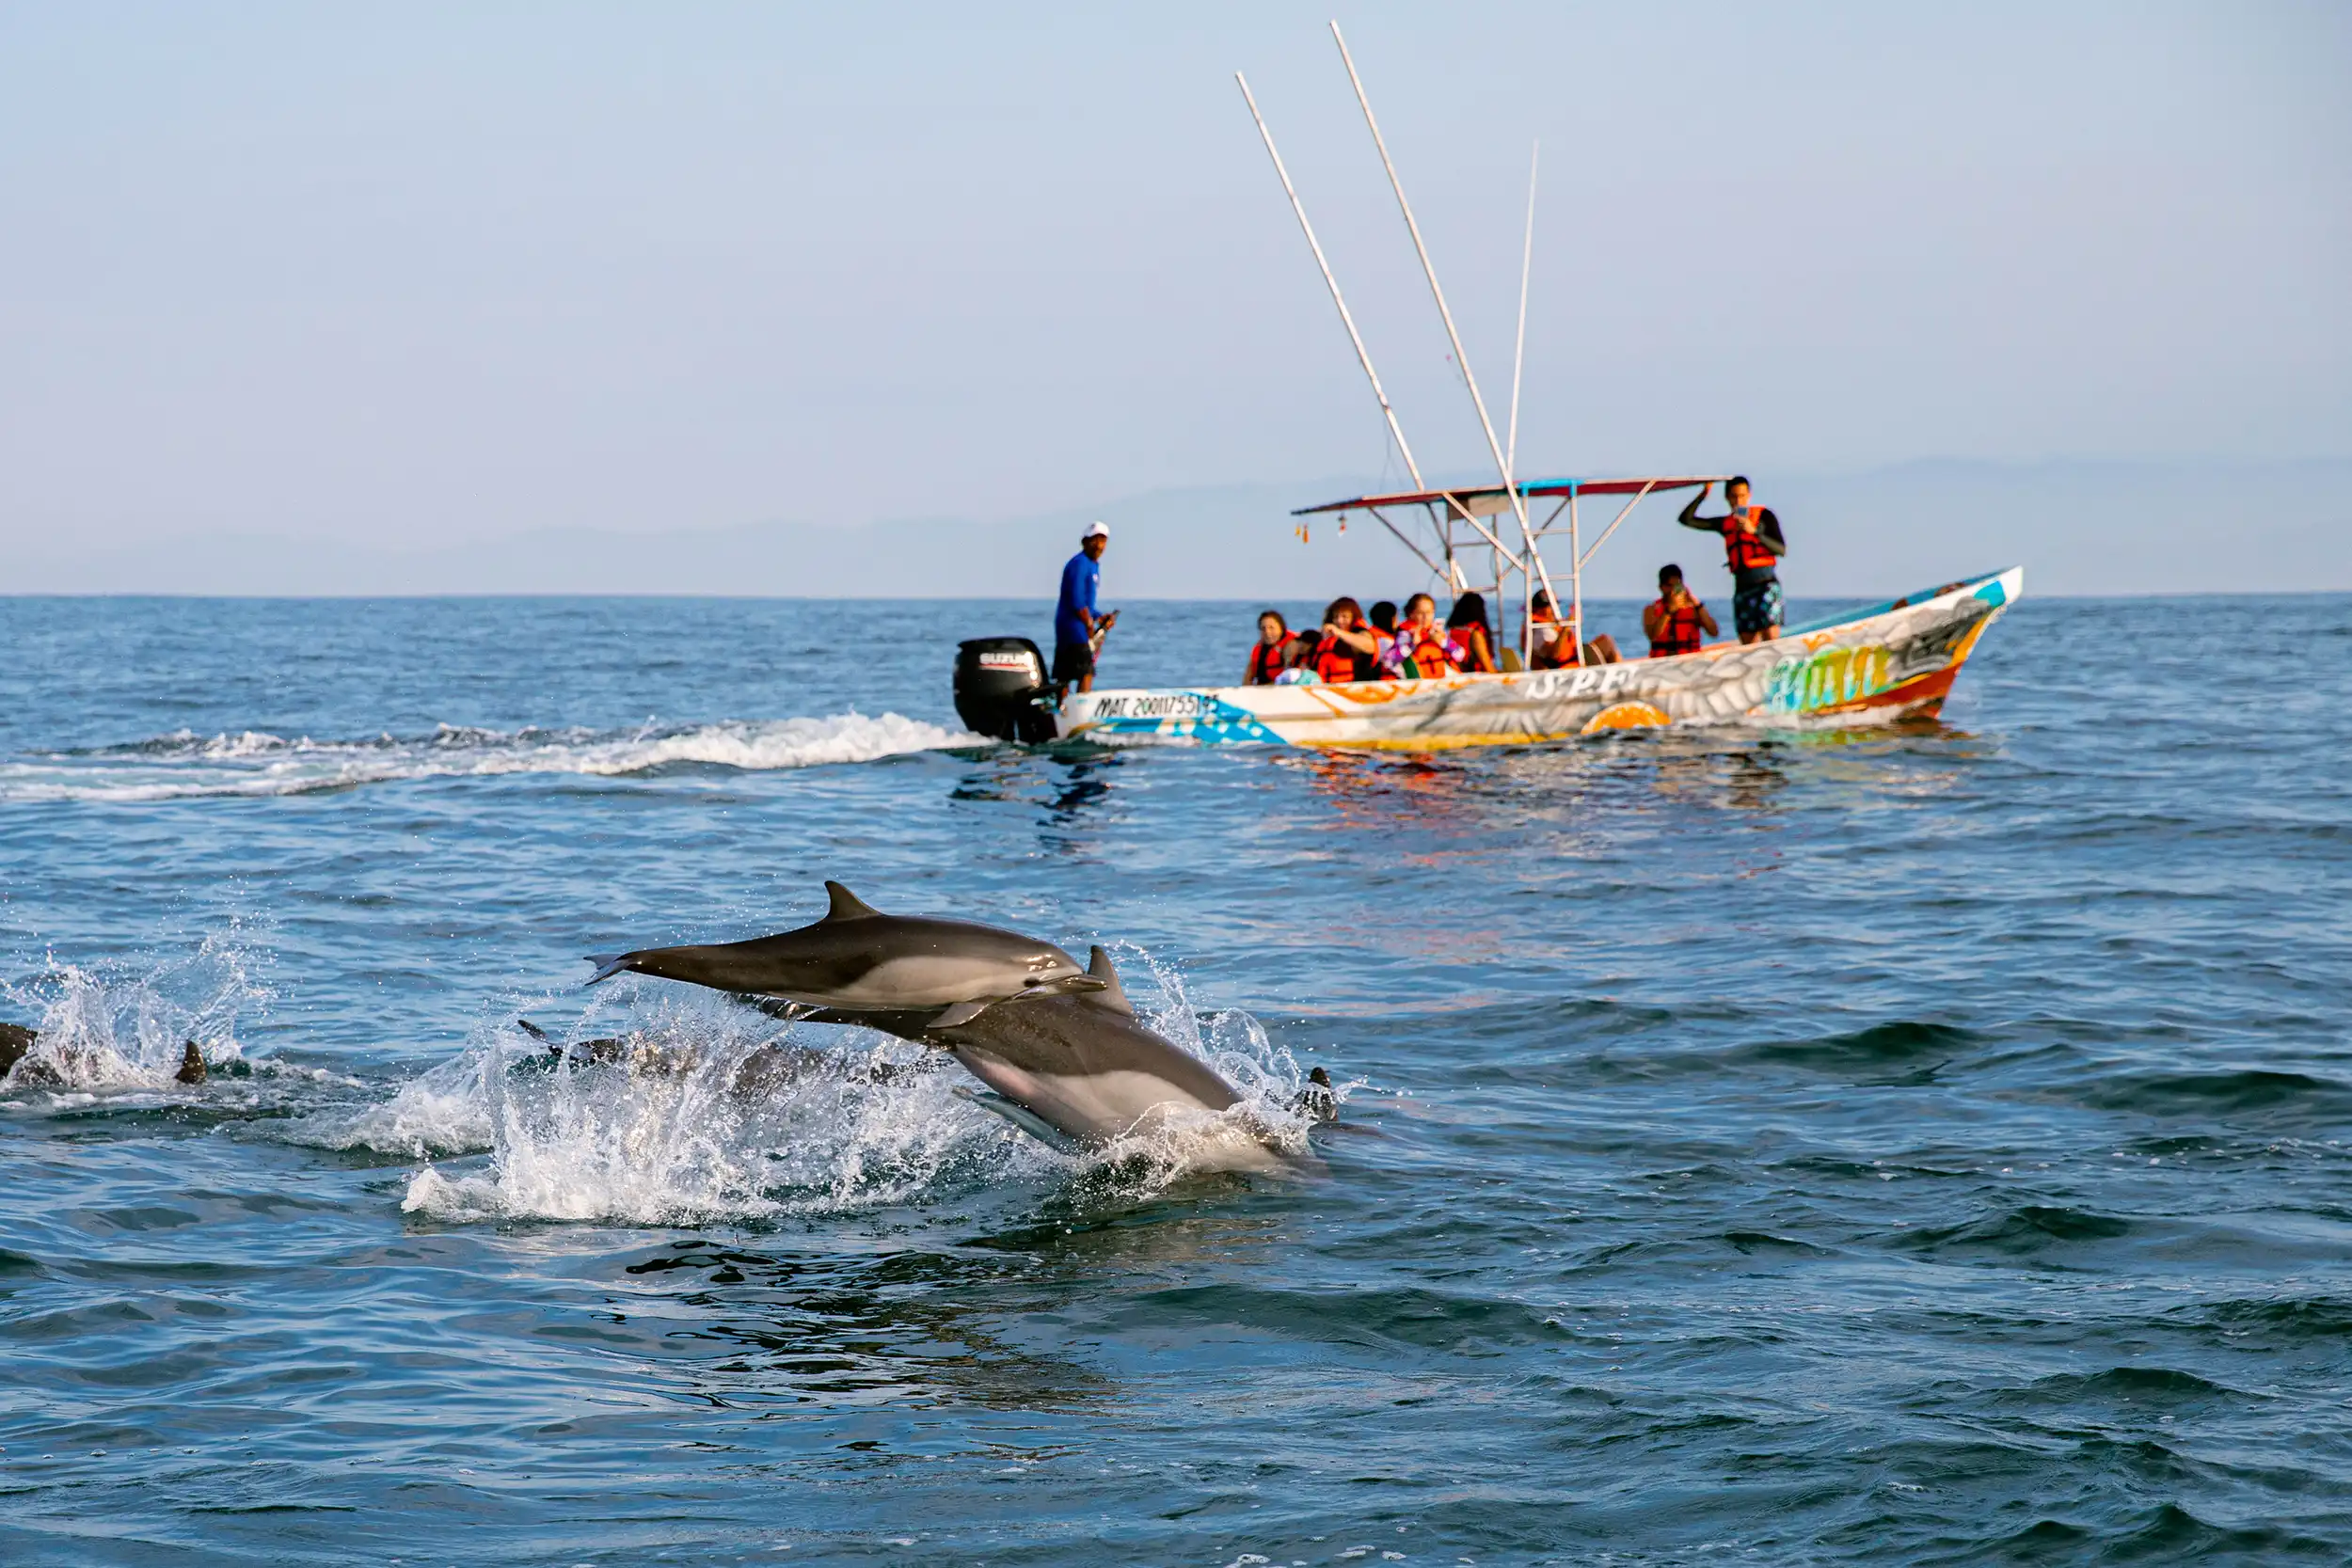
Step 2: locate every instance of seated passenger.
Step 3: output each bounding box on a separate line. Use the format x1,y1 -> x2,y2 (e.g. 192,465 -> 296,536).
1445,592 -> 1499,673
1367,600 -> 1402,677
1530,590 -> 1622,668
1642,564 -> 1719,658
1310,597 -> 1379,683
1245,610 -> 1291,686
1393,594 -> 1454,677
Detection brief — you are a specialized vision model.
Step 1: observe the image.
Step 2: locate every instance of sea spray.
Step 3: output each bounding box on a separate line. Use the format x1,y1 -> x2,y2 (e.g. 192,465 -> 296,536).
0,931 -> 263,1093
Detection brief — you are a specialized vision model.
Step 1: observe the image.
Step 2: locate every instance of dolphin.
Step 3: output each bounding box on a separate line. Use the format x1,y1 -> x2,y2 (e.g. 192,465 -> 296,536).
801,946 -> 1323,1171
509,1017 -> 918,1098
584,880 -> 1104,1028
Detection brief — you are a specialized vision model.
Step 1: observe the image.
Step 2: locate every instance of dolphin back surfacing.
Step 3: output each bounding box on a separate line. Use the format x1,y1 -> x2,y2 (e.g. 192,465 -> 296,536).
585,880 -> 1101,1027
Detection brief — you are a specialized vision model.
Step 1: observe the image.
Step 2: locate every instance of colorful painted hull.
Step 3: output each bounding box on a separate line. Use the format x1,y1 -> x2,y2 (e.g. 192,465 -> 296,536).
1058,567 -> 2021,749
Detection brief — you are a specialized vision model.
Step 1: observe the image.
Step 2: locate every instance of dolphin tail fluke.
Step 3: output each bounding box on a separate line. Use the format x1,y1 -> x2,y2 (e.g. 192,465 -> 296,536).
582,953 -> 634,987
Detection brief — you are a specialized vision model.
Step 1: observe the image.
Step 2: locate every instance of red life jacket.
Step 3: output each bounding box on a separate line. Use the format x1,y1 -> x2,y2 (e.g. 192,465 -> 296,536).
1397,624 -> 1453,676
1531,610 -> 1578,668
1311,632 -> 1364,684
1647,595 -> 1706,657
1723,507 -> 1778,574
1246,639 -> 1287,685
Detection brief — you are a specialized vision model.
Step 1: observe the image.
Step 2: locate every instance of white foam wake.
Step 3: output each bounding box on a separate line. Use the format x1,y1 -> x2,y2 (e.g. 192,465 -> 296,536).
1,712 -> 983,803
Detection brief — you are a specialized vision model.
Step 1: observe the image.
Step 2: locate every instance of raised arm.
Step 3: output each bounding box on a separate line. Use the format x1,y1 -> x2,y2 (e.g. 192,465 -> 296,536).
1677,483 -> 1720,533
1696,601 -> 1721,636
1758,509 -> 1788,558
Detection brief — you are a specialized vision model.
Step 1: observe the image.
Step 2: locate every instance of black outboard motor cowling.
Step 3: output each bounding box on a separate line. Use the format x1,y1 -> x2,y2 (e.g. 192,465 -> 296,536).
954,637 -> 1058,743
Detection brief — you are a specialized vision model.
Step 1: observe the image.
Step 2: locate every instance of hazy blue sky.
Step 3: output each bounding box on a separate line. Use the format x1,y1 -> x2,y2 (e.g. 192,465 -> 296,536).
1,2 -> 2344,559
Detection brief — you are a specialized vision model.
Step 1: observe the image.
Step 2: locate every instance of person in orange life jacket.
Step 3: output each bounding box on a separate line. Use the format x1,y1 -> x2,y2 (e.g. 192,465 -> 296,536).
1244,610 -> 1292,686
1310,597 -> 1379,683
1642,563 -> 1719,657
1677,476 -> 1786,643
1445,593 -> 1499,673
1528,589 -> 1622,669
1393,594 -> 1455,676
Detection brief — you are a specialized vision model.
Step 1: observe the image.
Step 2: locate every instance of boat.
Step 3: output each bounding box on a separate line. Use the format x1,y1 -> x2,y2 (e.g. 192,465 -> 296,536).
949,28 -> 2023,752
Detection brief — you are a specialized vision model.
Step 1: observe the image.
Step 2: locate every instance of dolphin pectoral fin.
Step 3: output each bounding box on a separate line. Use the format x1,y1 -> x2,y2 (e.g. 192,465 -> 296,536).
955,1085 -> 1082,1153
821,881 -> 882,923
730,994 -> 822,1022
583,953 -> 634,987
514,1019 -> 555,1043
924,1000 -> 993,1029
174,1040 -> 206,1086
1079,947 -> 1135,1017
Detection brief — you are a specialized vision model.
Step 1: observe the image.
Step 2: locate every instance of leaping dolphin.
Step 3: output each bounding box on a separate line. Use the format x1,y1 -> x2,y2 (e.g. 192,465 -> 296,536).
802,946 -> 1323,1171
584,880 -> 1104,1028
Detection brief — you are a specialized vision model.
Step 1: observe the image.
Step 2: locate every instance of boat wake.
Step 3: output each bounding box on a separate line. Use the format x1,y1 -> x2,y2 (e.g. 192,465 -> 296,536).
1,712 -> 982,802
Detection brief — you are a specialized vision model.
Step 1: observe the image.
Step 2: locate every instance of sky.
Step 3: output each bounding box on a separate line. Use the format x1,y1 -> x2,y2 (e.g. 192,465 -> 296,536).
0,2 -> 2345,578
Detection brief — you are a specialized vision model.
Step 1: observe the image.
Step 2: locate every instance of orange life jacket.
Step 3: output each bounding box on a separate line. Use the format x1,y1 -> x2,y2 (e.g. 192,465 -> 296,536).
1311,631 -> 1365,684
1647,595 -> 1706,657
1246,640 -> 1286,685
1531,610 -> 1578,668
1397,623 -> 1453,676
1723,507 -> 1778,575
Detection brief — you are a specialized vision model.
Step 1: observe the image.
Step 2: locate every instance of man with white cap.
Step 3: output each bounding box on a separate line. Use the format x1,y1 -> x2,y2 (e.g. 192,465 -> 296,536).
1052,521 -> 1118,694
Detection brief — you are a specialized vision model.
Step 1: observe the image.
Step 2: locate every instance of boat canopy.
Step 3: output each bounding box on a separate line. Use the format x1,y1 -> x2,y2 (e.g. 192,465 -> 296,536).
1295,476 -> 1732,518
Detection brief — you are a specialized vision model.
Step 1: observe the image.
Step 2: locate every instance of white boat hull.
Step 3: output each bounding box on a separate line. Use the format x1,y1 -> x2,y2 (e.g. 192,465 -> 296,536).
1057,569 -> 2021,749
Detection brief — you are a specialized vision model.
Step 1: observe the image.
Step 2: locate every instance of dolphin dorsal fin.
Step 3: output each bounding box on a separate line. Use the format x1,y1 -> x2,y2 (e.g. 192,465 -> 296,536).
822,881 -> 882,922
1083,946 -> 1135,1017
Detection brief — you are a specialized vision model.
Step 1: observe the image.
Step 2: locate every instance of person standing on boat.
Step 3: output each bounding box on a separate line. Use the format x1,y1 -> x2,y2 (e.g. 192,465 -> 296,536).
1053,522 -> 1117,694
1678,477 -> 1786,643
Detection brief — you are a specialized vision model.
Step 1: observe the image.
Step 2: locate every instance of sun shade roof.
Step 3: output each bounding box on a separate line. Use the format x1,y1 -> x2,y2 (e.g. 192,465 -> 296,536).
1294,476 -> 1732,518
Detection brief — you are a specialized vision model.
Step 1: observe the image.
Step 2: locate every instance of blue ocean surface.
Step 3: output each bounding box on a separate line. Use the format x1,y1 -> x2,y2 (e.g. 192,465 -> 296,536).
1,593 -> 2348,1566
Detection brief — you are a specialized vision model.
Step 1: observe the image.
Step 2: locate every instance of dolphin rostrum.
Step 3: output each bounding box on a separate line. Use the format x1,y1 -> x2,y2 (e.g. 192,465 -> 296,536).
583,880 -> 1103,1028
802,946 -> 1316,1170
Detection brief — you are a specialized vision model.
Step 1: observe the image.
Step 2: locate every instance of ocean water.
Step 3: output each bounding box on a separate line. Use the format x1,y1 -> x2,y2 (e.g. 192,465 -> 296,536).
2,592 -> 2348,1566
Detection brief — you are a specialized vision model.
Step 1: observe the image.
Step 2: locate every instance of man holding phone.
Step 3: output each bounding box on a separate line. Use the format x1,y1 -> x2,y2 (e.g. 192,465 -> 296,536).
1642,563 -> 1720,657
1678,476 -> 1787,643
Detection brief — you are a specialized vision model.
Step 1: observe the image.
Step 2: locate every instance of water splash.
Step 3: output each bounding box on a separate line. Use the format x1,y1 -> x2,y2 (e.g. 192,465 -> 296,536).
0,712 -> 982,802
0,932 -> 263,1094
342,965 -> 1330,1225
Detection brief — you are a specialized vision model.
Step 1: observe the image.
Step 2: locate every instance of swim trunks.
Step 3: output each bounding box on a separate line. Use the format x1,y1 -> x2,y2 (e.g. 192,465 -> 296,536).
1734,578 -> 1783,639
1051,639 -> 1094,687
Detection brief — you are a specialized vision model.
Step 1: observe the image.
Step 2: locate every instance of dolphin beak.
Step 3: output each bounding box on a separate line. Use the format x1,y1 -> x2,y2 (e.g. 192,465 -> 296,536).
1025,974 -> 1108,997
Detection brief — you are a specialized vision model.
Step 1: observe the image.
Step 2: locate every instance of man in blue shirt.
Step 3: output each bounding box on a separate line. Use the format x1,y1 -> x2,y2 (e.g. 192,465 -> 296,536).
1052,521 -> 1117,693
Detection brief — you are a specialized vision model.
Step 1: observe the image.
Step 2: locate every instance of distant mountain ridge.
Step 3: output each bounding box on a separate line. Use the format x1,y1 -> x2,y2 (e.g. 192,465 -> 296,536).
8,458 -> 2347,597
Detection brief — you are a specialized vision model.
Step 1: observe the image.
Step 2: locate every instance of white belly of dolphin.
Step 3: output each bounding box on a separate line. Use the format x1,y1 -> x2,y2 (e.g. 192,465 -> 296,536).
951,1049 -> 1292,1173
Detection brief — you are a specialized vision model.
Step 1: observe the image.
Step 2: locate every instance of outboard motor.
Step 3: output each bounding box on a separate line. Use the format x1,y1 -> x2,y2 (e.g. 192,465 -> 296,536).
954,637 -> 1058,744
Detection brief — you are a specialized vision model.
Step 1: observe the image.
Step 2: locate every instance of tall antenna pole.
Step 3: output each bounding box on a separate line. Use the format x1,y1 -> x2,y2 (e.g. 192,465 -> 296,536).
1235,71 -> 1423,491
1506,140 -> 1538,659
1506,141 -> 1537,482
1330,20 -> 1537,596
